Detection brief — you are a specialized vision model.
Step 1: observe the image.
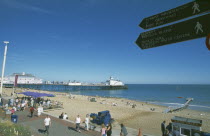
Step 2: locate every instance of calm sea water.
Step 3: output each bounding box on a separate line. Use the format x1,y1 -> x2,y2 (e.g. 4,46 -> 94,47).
18,84 -> 210,112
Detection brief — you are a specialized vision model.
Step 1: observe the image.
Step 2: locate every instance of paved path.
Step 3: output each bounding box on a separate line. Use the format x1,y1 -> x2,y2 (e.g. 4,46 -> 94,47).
1,108 -> 156,136
1,108 -> 100,136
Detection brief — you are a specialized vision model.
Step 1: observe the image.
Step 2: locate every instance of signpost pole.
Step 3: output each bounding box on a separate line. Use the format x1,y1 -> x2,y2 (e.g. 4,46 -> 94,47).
0,41 -> 9,96
206,34 -> 210,50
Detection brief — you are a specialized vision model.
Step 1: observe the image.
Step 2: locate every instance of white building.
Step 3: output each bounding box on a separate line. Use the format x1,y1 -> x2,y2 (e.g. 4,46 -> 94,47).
1,72 -> 43,84
107,77 -> 124,86
68,80 -> 82,86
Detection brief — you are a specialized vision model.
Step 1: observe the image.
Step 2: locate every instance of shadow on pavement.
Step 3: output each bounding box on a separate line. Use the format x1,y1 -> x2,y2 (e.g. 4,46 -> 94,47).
68,126 -> 77,132
38,129 -> 46,134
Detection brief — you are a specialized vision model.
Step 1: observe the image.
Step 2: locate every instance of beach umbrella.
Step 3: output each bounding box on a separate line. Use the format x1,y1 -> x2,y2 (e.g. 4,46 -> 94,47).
18,91 -> 54,98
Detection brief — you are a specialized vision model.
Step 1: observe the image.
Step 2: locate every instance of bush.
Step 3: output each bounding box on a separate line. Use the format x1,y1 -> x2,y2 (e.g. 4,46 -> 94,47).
0,120 -> 31,136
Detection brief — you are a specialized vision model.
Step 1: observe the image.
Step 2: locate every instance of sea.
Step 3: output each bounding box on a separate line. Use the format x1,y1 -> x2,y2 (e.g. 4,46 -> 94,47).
17,84 -> 210,112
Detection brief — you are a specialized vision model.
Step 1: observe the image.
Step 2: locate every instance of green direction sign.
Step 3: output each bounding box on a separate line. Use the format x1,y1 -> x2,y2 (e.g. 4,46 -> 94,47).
136,13 -> 210,49
139,1 -> 210,29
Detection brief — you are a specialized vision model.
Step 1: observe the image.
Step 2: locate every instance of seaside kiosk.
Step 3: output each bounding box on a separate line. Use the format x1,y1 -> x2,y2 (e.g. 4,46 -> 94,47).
171,116 -> 203,136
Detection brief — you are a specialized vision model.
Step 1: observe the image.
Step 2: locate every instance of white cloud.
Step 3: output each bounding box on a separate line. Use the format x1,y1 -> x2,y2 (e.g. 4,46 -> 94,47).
2,0 -> 53,15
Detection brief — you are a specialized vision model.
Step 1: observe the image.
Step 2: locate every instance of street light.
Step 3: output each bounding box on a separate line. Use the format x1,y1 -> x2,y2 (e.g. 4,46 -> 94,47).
0,41 -> 9,95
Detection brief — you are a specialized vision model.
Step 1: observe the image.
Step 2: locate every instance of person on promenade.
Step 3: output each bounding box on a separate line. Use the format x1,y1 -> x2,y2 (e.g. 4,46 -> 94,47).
161,121 -> 166,136
30,106 -> 35,118
84,114 -> 89,131
101,124 -> 106,136
12,106 -> 17,112
17,103 -> 21,111
166,122 -> 172,133
21,103 -> 25,111
0,97 -> 2,106
75,115 -> 81,132
106,123 -> 112,136
120,123 -> 128,136
165,130 -> 173,136
138,128 -> 142,136
44,115 -> 51,135
31,98 -> 34,107
10,108 -> 15,115
15,98 -> 19,106
37,105 -> 43,117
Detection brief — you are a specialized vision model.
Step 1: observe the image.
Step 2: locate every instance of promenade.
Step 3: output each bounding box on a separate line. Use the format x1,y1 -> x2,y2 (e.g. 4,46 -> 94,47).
0,108 -> 100,136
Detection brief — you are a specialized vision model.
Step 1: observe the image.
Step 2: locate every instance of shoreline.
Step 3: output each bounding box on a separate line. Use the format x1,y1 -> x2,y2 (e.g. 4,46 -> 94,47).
2,87 -> 210,135
46,89 -> 210,113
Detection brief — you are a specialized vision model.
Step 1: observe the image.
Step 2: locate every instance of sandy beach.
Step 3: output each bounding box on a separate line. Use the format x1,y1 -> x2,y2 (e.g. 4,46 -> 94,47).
2,87 -> 210,135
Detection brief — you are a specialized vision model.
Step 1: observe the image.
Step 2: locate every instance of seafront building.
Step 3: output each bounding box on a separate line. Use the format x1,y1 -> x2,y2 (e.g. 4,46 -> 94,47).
0,72 -> 43,84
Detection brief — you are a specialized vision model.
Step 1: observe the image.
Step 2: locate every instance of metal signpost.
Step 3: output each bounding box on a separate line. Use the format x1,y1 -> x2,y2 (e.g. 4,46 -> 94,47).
206,34 -> 210,50
136,13 -> 210,49
0,41 -> 9,95
139,1 -> 210,29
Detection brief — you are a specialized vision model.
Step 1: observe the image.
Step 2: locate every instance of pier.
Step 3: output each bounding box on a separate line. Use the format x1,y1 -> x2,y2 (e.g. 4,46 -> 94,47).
4,84 -> 128,91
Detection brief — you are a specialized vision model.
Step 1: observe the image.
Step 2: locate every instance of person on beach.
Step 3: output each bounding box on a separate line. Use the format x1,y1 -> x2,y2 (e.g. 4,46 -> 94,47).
30,106 -> 35,117
84,114 -> 89,131
59,112 -> 64,119
106,123 -> 112,136
161,121 -> 166,136
75,115 -> 81,132
44,115 -> 51,135
63,113 -> 68,120
101,124 -> 107,136
120,123 -> 128,136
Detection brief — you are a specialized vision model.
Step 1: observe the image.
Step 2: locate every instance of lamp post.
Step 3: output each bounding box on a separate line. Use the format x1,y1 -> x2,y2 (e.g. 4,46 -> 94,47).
0,41 -> 9,95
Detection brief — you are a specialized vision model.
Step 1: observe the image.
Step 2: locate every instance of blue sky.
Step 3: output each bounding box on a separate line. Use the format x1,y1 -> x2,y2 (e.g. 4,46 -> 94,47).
0,0 -> 210,84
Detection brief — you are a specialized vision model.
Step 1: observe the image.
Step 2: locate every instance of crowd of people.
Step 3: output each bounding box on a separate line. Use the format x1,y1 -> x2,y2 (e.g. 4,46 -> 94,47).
0,96 -> 56,118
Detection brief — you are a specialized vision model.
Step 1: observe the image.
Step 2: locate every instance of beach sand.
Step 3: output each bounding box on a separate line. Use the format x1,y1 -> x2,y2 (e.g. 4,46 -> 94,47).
2,88 -> 210,135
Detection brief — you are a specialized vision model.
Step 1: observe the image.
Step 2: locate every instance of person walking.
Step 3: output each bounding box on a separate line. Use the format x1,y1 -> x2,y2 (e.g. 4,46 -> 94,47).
120,124 -> 128,136
106,123 -> 112,136
75,115 -> 81,132
44,115 -> 51,135
101,124 -> 106,136
84,114 -> 89,131
30,106 -> 35,118
161,121 -> 166,136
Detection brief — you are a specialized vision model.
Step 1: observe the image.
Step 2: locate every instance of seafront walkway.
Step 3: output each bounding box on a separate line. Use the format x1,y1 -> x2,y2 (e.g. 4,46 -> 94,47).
0,108 -> 155,136
0,108 -> 100,136
43,111 -> 155,136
